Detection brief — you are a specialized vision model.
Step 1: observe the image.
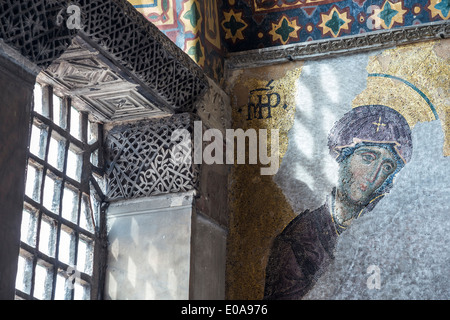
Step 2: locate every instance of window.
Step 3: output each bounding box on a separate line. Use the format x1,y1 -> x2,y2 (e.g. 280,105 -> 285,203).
15,82 -> 106,300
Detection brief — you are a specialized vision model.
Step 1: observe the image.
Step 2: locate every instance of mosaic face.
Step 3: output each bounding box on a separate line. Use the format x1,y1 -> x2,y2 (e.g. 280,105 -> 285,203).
262,105 -> 415,299
338,145 -> 398,206
229,40 -> 448,301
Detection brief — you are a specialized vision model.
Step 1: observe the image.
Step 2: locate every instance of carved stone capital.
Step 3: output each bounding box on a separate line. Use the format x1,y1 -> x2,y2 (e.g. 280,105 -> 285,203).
105,113 -> 200,201
77,0 -> 208,113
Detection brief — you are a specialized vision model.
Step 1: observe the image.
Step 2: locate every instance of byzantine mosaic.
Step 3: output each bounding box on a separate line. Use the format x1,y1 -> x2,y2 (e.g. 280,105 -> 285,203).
128,0 -> 225,84
127,0 -> 449,86
225,39 -> 449,299
222,0 -> 450,51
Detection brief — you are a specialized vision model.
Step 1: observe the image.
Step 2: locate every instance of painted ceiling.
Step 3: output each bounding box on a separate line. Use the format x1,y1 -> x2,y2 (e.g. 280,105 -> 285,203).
127,0 -> 449,82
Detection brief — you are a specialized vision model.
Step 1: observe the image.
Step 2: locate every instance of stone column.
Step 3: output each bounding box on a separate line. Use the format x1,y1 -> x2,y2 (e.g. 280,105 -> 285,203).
103,107 -> 230,299
190,77 -> 231,300
0,45 -> 39,299
102,71 -> 231,300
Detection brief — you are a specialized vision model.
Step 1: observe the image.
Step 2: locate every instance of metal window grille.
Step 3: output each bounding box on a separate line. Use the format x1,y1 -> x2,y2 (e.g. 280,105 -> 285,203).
15,82 -> 106,300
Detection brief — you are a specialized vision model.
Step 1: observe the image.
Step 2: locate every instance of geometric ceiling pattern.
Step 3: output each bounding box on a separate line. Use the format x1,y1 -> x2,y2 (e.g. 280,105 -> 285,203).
129,0 -> 226,84
128,0 -> 449,81
41,37 -> 168,122
0,0 -> 208,117
222,0 -> 449,51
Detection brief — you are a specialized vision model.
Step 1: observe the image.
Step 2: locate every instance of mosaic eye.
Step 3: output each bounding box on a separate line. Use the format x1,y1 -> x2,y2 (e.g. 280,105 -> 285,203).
382,162 -> 395,174
361,152 -> 376,163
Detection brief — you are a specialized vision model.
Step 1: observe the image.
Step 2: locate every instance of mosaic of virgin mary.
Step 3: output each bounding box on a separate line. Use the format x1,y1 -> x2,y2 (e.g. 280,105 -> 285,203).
263,104 -> 413,300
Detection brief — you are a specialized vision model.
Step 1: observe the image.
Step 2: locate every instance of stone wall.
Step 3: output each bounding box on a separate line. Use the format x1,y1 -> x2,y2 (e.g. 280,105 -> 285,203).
0,51 -> 36,300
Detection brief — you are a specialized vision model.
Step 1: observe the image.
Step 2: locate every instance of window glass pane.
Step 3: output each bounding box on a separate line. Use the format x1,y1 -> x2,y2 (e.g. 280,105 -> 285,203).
48,136 -> 66,171
15,256 -> 26,291
39,216 -> 56,258
21,208 -> 37,247
29,123 -> 48,159
58,228 -> 75,265
62,186 -> 79,223
90,192 -> 101,229
93,174 -> 106,195
15,255 -> 32,294
88,120 -> 99,145
90,149 -> 99,167
54,273 -> 69,300
34,263 -> 53,300
67,147 -> 82,182
80,196 -> 94,233
74,282 -> 90,300
43,175 -> 61,213
33,83 -> 43,114
25,164 -> 42,202
70,106 -> 81,140
78,238 -> 93,275
53,94 -> 65,129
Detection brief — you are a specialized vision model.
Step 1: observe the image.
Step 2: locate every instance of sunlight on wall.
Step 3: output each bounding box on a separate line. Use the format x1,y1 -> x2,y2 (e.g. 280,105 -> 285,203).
294,163 -> 316,191
127,255 -> 137,289
321,151 -> 339,186
321,107 -> 338,136
293,120 -> 315,160
105,193 -> 194,300
295,80 -> 314,119
319,64 -> 340,104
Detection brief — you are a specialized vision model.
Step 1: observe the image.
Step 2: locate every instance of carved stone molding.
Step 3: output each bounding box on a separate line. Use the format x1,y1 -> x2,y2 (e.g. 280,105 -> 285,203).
0,1 -> 77,68
195,77 -> 232,136
105,113 -> 199,201
76,0 -> 208,113
226,21 -> 450,70
0,0 -> 208,114
38,37 -> 168,122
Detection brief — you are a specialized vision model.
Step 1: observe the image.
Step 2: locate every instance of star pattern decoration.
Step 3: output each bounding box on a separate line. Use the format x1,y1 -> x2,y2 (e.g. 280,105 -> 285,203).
185,37 -> 205,66
269,15 -> 301,45
428,0 -> 450,19
370,0 -> 407,29
221,9 -> 248,43
179,0 -> 202,35
318,6 -> 353,38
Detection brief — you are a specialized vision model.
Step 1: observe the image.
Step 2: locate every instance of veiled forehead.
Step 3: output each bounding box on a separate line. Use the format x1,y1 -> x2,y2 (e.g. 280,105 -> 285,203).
352,145 -> 397,161
328,105 -> 413,164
